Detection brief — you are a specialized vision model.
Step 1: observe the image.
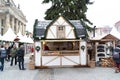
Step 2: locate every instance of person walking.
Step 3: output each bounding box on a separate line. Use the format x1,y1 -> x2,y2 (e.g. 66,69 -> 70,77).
6,46 -> 11,61
0,45 -> 7,71
10,45 -> 18,66
17,45 -> 26,70
112,45 -> 120,73
5,46 -> 12,62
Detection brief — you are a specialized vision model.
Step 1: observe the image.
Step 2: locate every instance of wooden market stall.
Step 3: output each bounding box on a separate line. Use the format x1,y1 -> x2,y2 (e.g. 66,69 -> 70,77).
33,15 -> 89,68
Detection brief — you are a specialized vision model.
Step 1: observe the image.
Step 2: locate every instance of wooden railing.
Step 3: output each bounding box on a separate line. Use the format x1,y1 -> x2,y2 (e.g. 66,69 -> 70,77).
42,50 -> 79,56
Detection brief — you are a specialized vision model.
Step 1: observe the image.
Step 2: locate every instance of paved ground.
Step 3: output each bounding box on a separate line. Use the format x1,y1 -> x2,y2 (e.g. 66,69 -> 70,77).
0,54 -> 120,80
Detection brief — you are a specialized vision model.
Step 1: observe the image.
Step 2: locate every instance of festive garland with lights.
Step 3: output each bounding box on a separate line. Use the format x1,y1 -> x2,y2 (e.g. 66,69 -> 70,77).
35,46 -> 40,51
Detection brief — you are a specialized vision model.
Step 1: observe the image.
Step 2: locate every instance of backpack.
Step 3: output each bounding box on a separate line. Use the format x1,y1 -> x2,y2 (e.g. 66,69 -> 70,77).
0,49 -> 7,58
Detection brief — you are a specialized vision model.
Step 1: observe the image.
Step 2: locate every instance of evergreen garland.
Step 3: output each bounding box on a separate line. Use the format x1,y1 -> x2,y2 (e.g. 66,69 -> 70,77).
81,45 -> 85,51
35,46 -> 40,52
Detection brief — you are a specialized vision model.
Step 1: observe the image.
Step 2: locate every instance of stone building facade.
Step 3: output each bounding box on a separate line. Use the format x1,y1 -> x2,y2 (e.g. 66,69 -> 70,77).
0,0 -> 27,35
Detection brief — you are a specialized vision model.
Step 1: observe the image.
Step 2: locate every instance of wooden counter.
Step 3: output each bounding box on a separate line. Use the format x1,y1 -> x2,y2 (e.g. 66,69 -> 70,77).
42,50 -> 79,56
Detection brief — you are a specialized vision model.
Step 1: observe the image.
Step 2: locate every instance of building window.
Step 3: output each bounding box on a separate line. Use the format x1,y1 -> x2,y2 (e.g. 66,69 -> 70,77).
58,26 -> 64,30
57,26 -> 65,38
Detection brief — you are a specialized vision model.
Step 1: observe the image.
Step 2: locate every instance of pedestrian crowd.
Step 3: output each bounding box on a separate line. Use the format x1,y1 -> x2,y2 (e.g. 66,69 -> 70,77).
0,43 -> 26,71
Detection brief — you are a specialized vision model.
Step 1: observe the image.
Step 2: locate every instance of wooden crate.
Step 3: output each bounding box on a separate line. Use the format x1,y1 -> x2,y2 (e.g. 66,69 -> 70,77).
28,61 -> 35,70
89,61 -> 95,68
100,57 -> 115,67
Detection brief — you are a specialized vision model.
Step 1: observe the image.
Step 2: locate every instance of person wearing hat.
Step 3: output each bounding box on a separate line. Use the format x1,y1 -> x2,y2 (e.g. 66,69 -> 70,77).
17,45 -> 26,70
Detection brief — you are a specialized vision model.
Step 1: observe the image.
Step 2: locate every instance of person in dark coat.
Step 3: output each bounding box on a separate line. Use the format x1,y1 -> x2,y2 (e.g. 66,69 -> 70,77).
112,46 -> 120,73
6,44 -> 13,61
17,45 -> 26,70
0,45 -> 7,71
6,47 -> 11,61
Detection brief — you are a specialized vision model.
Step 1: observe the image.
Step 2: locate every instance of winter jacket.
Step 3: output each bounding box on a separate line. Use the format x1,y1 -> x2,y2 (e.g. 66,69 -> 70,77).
10,48 -> 17,57
0,48 -> 7,58
113,48 -> 120,63
17,48 -> 25,62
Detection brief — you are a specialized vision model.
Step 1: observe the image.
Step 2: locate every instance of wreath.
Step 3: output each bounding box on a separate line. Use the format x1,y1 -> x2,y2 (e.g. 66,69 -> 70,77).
35,46 -> 40,51
81,45 -> 85,51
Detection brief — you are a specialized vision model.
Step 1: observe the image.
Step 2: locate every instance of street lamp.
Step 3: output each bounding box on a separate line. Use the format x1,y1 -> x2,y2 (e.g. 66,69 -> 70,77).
93,26 -> 96,37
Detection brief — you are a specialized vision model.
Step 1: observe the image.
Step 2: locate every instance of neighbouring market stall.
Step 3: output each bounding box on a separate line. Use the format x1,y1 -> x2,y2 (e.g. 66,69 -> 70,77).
88,27 -> 120,67
33,15 -> 89,68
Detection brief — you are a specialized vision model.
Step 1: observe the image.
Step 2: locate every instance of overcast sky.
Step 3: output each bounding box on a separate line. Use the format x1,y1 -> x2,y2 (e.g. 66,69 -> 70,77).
14,0 -> 120,33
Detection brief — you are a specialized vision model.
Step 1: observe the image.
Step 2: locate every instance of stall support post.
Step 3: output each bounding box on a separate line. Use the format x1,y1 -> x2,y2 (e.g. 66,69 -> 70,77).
34,41 -> 41,66
80,41 -> 87,65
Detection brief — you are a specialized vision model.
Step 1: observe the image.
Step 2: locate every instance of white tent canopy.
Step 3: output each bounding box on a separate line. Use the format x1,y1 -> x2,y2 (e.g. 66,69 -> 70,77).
19,35 -> 28,43
27,36 -> 34,43
19,35 -> 33,43
0,34 -> 3,41
0,28 -> 33,43
17,31 -> 33,43
17,31 -> 25,42
2,27 -> 16,42
17,31 -> 23,37
110,27 -> 120,40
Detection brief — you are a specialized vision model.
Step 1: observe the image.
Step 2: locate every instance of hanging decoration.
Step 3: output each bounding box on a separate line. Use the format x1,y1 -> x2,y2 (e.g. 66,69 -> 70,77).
35,46 -> 40,52
81,45 -> 85,51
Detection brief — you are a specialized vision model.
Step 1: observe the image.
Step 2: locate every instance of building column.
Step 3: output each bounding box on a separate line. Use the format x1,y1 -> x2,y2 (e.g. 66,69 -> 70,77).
21,24 -> 25,35
17,21 -> 20,34
21,23 -> 24,35
19,22 -> 22,33
23,24 -> 26,35
5,13 -> 10,32
15,19 -> 18,34
0,18 -> 2,35
20,23 -> 25,35
11,17 -> 14,31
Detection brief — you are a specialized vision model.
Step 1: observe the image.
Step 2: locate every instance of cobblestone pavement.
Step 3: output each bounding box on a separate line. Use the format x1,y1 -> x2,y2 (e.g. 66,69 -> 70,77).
0,54 -> 39,80
0,54 -> 120,80
33,67 -> 120,80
